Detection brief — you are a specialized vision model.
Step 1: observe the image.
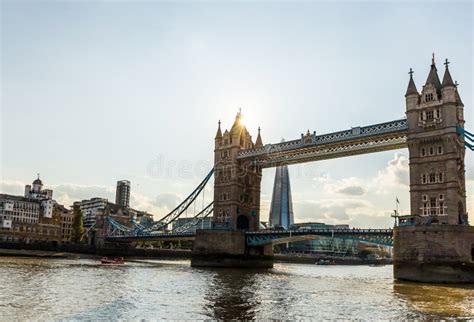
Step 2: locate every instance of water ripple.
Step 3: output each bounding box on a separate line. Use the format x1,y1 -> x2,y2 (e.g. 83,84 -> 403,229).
0,257 -> 472,320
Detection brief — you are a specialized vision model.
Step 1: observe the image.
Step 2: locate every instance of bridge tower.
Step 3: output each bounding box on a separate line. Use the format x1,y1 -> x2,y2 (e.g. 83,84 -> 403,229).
192,112 -> 272,268
213,111 -> 263,231
395,56 -> 474,283
405,55 -> 467,225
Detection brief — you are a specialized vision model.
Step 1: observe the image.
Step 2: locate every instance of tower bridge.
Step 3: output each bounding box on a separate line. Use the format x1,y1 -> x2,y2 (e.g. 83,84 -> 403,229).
103,56 -> 474,283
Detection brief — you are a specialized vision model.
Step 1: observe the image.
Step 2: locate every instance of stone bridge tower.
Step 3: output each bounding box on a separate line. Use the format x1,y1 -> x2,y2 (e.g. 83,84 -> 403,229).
213,111 -> 263,231
405,56 -> 467,225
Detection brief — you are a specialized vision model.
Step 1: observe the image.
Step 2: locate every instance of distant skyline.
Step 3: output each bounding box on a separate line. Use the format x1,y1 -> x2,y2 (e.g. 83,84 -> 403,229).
1,1 -> 473,227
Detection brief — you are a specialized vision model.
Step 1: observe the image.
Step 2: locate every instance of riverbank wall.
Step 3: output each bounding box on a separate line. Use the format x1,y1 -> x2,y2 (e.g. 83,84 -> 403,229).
0,242 -> 191,259
274,254 -> 392,265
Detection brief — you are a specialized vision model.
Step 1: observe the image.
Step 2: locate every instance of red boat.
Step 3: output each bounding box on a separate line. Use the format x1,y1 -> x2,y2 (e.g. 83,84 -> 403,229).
100,257 -> 125,265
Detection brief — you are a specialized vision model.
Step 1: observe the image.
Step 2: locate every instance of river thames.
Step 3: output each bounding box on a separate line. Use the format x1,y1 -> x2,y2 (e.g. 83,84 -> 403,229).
0,257 -> 472,320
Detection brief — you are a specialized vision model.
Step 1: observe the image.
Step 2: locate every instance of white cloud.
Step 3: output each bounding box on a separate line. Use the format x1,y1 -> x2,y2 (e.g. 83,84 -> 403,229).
325,177 -> 367,196
371,153 -> 409,194
293,198 -> 390,227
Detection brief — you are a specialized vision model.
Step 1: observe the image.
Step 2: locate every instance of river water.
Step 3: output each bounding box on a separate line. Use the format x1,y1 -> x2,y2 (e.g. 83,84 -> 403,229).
0,257 -> 473,320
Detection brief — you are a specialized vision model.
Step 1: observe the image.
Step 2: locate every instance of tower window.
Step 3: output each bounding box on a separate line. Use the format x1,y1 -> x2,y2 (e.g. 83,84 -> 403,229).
425,93 -> 434,102
429,173 -> 436,183
422,174 -> 427,184
426,110 -> 434,121
430,198 -> 437,213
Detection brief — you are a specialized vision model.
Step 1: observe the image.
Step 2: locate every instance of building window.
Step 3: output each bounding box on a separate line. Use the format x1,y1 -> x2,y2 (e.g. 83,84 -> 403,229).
421,148 -> 426,157
439,194 -> 444,200
436,109 -> 441,118
430,198 -> 437,215
438,146 -> 443,154
438,172 -> 443,183
429,173 -> 436,183
422,174 -> 427,184
429,147 -> 434,156
426,110 -> 434,121
224,208 -> 231,222
439,202 -> 444,214
425,93 -> 434,103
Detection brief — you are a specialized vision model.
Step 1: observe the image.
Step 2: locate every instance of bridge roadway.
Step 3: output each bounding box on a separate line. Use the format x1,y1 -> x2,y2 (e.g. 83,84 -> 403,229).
105,228 -> 394,247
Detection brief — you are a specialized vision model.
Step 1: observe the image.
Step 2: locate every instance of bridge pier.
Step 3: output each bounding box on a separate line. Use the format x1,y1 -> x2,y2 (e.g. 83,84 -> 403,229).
393,225 -> 474,283
191,230 -> 273,268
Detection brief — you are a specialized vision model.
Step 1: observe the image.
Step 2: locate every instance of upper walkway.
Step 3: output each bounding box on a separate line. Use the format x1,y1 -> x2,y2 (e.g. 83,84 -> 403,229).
237,118 -> 408,167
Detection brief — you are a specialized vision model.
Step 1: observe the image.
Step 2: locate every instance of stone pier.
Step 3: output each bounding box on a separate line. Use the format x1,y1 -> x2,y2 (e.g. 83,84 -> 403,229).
393,225 -> 474,283
191,230 -> 273,268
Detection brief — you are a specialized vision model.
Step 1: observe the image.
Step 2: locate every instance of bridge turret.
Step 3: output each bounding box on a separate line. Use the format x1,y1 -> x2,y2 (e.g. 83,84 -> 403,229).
405,68 -> 419,111
441,59 -> 456,104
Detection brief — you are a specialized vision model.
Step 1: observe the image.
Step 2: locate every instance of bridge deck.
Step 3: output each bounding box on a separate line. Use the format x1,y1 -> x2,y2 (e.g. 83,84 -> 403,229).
106,228 -> 393,245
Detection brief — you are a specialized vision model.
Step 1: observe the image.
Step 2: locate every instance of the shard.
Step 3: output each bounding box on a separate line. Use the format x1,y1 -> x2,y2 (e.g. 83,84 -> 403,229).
269,165 -> 294,229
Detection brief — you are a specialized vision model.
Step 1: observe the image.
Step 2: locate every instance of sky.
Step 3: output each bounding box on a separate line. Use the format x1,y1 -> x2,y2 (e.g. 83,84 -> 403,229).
1,0 -> 473,228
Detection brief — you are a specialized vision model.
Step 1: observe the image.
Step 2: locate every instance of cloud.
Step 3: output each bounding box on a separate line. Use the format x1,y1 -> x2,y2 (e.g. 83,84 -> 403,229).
0,180 -> 26,196
372,153 -> 409,194
325,177 -> 367,196
294,198 -> 376,225
154,193 -> 182,211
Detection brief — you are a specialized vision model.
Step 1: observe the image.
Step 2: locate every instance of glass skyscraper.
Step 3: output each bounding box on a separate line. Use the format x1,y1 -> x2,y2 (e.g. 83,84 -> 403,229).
269,165 -> 294,229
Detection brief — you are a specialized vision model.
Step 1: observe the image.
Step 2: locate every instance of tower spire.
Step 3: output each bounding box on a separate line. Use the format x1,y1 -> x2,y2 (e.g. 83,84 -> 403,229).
441,58 -> 455,87
454,81 -> 464,106
425,53 -> 442,91
255,126 -> 263,147
405,68 -> 419,97
215,120 -> 222,139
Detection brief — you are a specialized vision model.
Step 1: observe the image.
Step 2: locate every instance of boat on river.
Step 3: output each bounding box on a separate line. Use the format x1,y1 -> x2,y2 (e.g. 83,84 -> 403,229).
100,257 -> 125,265
315,259 -> 336,265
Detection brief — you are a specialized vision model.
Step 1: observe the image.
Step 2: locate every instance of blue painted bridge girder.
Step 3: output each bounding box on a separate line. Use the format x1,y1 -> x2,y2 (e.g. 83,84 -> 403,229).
246,229 -> 394,247
106,228 -> 393,247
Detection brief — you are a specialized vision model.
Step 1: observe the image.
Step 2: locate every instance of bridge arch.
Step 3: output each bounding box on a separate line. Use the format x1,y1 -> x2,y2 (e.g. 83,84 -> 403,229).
236,215 -> 249,230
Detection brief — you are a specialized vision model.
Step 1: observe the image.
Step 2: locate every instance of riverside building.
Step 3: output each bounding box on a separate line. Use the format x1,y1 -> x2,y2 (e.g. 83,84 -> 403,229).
0,176 -> 72,244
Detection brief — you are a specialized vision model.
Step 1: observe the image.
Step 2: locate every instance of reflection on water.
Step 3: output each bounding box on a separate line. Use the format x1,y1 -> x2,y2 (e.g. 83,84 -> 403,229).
0,257 -> 472,320
202,269 -> 262,320
393,281 -> 474,319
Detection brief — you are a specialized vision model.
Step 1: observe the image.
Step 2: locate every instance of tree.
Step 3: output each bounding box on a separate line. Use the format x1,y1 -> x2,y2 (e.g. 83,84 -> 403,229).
71,208 -> 85,243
